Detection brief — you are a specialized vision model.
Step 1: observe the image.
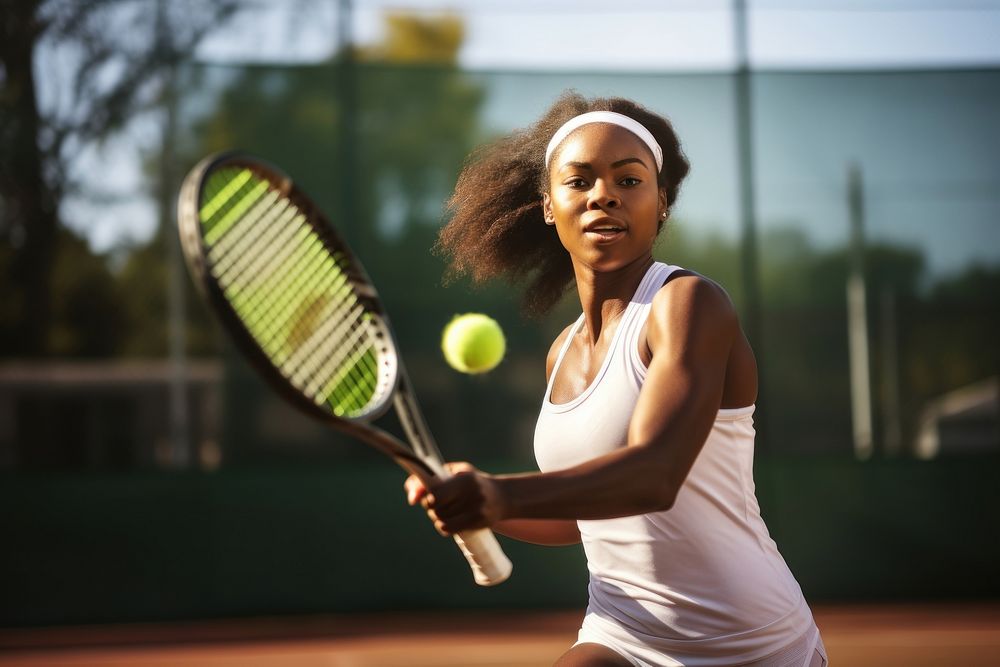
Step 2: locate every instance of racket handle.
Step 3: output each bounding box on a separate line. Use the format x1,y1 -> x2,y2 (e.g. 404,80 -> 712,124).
453,528 -> 513,586
411,456 -> 512,585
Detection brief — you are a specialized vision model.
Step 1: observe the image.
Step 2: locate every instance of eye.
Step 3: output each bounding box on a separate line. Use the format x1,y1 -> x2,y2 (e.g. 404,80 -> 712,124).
620,176 -> 642,187
564,177 -> 588,189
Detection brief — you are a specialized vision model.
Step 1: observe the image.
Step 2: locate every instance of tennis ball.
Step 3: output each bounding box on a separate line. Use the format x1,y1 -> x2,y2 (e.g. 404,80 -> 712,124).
441,313 -> 506,374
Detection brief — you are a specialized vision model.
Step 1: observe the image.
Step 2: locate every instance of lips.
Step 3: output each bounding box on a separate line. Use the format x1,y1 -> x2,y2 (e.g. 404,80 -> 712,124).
583,217 -> 626,242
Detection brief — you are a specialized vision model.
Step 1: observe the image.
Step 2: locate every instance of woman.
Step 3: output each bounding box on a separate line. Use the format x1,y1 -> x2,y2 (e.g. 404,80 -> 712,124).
406,92 -> 827,667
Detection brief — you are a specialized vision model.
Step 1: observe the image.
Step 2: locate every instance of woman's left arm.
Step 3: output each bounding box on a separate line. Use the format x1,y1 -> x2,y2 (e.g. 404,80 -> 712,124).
425,276 -> 740,534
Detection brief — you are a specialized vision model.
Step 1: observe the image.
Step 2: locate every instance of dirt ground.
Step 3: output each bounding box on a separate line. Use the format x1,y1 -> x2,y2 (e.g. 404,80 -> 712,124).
2,602 -> 999,666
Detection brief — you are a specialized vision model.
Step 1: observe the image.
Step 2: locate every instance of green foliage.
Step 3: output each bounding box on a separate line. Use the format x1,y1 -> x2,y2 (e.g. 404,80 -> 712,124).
905,264 -> 1000,399
48,228 -> 127,357
929,264 -> 1000,305
114,234 -> 220,358
186,66 -> 339,197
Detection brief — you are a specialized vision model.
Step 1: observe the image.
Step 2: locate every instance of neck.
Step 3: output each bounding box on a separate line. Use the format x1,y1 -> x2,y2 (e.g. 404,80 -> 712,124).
572,255 -> 654,345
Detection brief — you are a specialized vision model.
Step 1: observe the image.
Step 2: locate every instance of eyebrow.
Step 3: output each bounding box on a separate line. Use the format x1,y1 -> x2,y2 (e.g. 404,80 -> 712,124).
559,157 -> 649,171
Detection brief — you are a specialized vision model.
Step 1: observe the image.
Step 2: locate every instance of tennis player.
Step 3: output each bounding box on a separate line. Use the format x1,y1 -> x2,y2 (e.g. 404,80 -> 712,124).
406,92 -> 827,667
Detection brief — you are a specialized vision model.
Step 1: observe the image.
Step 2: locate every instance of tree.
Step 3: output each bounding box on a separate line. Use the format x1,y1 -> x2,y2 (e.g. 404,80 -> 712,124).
0,0 -> 239,358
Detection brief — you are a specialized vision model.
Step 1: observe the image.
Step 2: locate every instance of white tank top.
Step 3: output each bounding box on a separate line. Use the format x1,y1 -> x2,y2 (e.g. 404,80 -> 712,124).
534,262 -> 814,665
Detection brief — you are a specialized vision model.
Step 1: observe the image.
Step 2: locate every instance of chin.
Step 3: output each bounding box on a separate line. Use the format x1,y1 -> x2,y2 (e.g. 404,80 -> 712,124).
579,253 -> 643,274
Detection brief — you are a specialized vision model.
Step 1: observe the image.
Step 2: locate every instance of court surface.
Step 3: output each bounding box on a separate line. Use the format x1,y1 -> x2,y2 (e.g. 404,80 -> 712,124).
2,603 -> 999,666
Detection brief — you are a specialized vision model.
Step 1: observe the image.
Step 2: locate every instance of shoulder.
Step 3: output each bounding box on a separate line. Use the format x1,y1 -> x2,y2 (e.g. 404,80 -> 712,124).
647,271 -> 738,348
545,322 -> 577,382
651,270 -> 735,316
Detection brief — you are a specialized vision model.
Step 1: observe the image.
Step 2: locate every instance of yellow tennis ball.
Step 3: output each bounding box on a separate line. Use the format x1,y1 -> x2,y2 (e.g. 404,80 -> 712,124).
441,313 -> 506,374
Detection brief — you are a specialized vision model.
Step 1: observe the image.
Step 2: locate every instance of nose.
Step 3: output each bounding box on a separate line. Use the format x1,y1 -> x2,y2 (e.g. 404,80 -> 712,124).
588,179 -> 619,210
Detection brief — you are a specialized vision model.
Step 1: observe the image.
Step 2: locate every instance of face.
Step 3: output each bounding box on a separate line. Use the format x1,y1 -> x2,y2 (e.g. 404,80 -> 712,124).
543,123 -> 667,273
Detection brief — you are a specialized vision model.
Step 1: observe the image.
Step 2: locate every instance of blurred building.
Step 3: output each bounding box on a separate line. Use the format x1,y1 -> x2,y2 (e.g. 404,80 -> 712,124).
0,361 -> 222,470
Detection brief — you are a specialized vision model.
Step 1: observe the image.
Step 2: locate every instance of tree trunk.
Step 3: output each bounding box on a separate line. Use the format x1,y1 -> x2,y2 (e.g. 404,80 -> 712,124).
1,1 -> 58,358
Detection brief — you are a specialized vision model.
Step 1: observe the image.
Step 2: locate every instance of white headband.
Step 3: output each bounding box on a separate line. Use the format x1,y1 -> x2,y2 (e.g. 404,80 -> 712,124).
544,111 -> 663,172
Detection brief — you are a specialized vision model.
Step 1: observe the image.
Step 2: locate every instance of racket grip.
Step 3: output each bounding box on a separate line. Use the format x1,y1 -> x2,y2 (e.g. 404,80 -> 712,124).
453,528 -> 513,586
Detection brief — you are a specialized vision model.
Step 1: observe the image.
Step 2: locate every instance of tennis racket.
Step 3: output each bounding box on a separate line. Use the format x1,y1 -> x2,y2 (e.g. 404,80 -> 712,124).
177,152 -> 512,586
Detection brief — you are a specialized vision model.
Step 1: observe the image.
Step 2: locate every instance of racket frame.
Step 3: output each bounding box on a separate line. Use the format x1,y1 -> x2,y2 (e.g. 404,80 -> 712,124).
179,153 -> 436,474
177,152 -> 512,585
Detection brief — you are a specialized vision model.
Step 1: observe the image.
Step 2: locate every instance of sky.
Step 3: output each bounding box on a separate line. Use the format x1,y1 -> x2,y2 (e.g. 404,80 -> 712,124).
195,0 -> 1000,70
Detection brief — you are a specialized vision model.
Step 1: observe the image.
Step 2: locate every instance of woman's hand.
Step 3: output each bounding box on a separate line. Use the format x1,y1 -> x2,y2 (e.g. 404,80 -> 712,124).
404,462 -> 506,536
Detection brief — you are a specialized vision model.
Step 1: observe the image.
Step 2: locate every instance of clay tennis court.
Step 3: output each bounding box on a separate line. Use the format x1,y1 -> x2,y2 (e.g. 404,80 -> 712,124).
2,603 -> 998,666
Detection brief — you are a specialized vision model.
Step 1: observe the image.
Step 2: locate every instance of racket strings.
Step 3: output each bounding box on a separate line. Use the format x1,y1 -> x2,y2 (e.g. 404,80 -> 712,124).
205,175 -> 269,247
304,316 -> 381,409
208,180 -> 325,353
211,192 -> 297,281
222,222 -> 336,357
200,168 -> 390,418
234,229 -> 380,415
204,172 -> 349,340
287,294 -> 367,385
225,227 -> 373,401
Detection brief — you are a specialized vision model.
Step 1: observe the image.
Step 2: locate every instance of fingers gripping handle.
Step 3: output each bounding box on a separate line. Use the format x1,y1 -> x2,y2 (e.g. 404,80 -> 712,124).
419,459 -> 512,586
454,528 -> 513,586
396,452 -> 512,585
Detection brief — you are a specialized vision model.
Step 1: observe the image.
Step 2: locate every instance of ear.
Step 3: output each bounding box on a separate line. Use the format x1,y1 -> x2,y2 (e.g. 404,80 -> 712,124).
658,188 -> 668,220
542,193 -> 555,225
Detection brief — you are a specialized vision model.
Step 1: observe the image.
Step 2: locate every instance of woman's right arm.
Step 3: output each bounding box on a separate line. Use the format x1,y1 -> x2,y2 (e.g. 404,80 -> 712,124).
492,519 -> 580,546
406,467 -> 581,545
